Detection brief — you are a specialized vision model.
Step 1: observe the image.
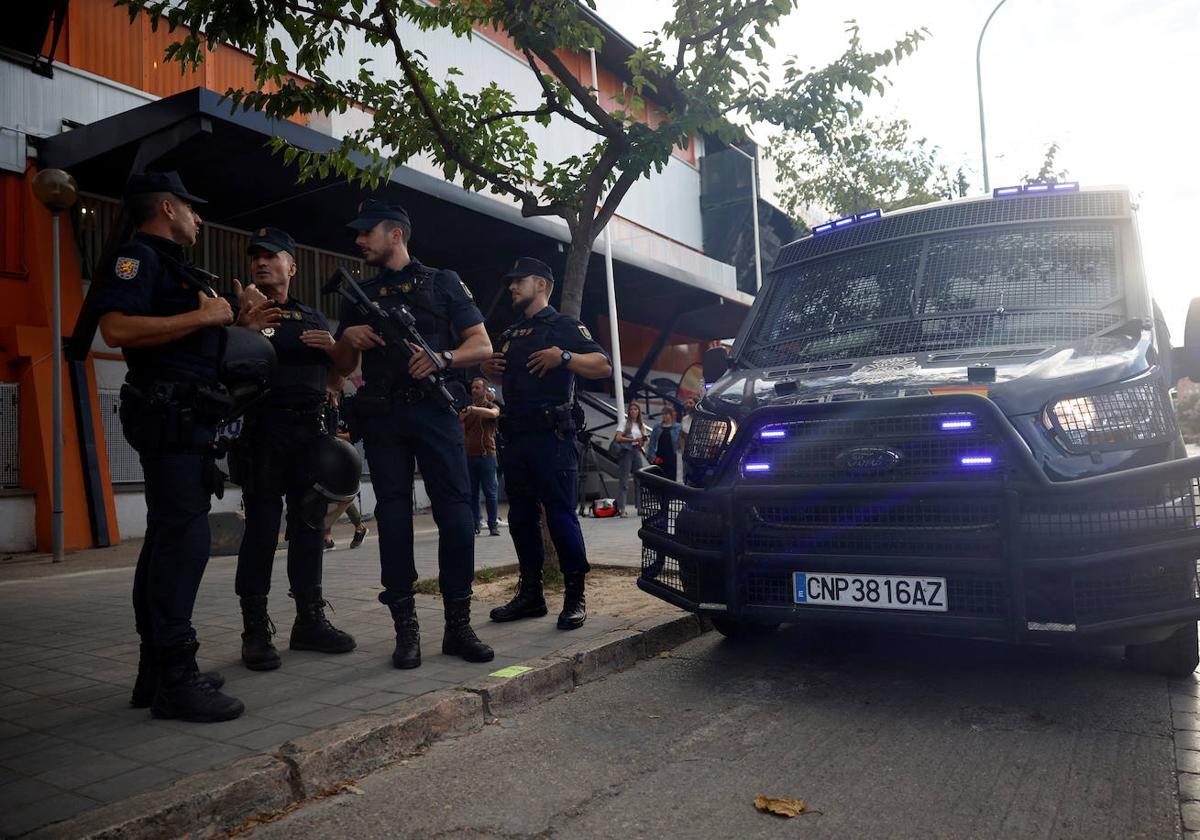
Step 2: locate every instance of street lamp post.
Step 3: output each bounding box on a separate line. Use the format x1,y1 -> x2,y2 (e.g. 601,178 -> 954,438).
31,169 -> 79,563
976,0 -> 1011,193
727,143 -> 763,293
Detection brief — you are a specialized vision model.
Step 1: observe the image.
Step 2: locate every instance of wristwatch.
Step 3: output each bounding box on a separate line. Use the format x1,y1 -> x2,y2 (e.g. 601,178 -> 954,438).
440,350 -> 454,367
560,350 -> 572,366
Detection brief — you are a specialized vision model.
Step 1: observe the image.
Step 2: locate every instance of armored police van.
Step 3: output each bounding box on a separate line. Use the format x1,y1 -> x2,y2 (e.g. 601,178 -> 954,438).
636,184 -> 1200,676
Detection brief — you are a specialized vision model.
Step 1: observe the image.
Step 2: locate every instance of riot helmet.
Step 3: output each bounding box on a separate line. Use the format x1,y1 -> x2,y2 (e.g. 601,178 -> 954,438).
218,326 -> 277,419
299,435 -> 364,530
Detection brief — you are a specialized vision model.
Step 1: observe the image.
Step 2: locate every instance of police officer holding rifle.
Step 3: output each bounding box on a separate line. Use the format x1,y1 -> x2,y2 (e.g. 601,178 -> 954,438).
329,200 -> 495,667
482,258 -> 612,630
94,172 -> 275,722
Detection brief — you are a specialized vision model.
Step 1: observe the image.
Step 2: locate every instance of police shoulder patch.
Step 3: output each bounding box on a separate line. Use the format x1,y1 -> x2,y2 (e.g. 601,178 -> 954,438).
577,324 -> 592,340
115,257 -> 140,280
459,280 -> 474,300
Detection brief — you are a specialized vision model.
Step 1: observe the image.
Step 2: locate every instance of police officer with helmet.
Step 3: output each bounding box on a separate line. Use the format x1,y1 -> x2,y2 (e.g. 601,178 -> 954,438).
94,172 -> 274,722
481,258 -> 612,629
231,227 -> 359,672
330,200 -> 495,667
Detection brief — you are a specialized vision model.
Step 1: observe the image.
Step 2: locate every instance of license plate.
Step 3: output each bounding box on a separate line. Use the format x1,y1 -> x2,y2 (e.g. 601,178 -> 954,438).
794,572 -> 948,612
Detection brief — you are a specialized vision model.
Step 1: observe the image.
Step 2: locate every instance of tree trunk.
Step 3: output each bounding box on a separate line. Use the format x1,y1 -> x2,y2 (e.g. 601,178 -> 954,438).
558,221 -> 595,319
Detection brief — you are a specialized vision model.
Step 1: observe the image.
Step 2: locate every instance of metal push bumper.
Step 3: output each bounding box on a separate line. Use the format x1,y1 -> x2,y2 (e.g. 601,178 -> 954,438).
635,452 -> 1200,647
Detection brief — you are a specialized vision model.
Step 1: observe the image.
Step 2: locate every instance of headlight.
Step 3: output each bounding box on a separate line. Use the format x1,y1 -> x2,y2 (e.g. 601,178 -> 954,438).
1045,378 -> 1175,452
684,413 -> 736,463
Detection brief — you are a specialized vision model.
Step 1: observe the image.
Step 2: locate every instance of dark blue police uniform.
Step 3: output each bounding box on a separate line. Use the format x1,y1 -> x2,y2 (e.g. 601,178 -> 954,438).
498,304 -> 608,578
93,231 -> 225,654
335,258 -> 481,601
235,295 -> 332,599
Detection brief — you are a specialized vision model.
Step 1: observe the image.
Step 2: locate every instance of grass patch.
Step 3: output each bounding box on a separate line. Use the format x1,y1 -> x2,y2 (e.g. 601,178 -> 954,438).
413,578 -> 441,595
414,565 -> 517,596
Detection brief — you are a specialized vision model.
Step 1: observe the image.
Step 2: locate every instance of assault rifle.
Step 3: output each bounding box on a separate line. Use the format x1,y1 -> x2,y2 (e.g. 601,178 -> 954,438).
322,267 -> 463,413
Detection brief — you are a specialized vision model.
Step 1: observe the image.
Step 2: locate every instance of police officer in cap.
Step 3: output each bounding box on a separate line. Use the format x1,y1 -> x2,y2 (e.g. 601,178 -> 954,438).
331,200 -> 495,667
481,258 -> 612,629
232,227 -> 359,671
95,171 -> 267,722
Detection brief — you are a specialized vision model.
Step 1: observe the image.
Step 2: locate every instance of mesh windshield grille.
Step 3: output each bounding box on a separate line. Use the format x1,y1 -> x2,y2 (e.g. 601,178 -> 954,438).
684,414 -> 730,463
745,311 -> 1123,367
776,191 -> 1127,268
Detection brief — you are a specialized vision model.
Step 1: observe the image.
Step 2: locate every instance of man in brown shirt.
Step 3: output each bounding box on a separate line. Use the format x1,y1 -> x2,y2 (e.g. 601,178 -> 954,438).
461,377 -> 501,535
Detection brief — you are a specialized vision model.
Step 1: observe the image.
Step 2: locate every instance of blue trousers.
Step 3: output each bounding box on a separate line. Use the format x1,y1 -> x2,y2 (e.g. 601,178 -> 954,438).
363,399 -> 475,601
501,429 -> 590,576
468,454 -> 499,529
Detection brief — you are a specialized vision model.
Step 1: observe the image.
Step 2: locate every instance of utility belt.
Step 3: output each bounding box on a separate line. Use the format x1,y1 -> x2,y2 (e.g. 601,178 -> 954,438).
341,384 -> 430,443
119,380 -> 230,497
499,402 -> 584,441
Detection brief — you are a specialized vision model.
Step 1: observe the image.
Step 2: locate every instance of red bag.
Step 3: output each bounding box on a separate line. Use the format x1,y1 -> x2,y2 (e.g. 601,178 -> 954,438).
591,498 -> 618,518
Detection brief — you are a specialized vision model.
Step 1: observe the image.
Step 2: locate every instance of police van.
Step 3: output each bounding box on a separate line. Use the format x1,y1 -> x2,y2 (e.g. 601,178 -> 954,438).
636,184 -> 1200,676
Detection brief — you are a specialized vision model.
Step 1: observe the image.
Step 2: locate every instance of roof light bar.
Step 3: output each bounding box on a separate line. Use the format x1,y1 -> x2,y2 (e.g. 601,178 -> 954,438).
994,182 -> 1081,199
811,209 -> 883,236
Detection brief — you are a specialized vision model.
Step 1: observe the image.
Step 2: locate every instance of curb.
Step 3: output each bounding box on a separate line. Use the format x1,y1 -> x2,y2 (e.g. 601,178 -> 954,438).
31,613 -> 706,839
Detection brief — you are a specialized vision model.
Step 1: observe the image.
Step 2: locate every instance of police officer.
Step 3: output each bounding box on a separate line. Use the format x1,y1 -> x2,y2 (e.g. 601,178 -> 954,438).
481,258 -> 612,630
232,227 -> 358,671
331,200 -> 495,667
94,172 -> 257,722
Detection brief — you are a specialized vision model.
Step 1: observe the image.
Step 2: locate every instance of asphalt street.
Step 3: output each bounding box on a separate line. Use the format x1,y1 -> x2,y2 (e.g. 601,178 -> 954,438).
249,625 -> 1181,839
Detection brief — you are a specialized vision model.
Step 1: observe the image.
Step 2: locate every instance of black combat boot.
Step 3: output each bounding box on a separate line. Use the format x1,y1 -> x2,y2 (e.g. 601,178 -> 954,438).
387,595 -> 421,669
240,596 -> 281,671
557,572 -> 587,630
290,587 -> 356,653
151,641 -> 244,723
130,642 -> 225,708
442,596 -> 495,662
489,568 -> 548,622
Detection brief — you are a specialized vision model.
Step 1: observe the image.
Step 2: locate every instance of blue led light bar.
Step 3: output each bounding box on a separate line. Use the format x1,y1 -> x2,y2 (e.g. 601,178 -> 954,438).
941,419 -> 974,430
759,428 -> 787,439
960,455 -> 994,466
744,462 -> 771,473
811,209 -> 883,236
994,182 -> 1081,199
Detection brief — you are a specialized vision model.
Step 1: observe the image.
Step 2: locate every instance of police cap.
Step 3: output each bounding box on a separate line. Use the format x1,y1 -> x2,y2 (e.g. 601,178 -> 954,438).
502,257 -> 554,284
123,171 -> 207,205
246,226 -> 296,258
347,199 -> 410,231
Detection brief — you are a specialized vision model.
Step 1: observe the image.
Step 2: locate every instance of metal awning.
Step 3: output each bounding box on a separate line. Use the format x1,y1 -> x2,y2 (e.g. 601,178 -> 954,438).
36,87 -> 749,339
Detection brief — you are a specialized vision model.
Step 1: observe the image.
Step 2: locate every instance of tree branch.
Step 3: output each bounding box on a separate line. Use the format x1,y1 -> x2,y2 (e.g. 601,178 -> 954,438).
593,164 -> 642,236
284,0 -> 385,38
520,47 -> 605,135
526,42 -> 627,141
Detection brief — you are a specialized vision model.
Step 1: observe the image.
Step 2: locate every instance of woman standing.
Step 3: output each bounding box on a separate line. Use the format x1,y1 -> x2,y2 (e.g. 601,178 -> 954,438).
614,402 -> 649,516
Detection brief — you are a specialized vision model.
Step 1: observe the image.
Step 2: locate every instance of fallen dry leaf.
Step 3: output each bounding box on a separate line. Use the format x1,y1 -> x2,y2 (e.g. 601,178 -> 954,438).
342,785 -> 365,796
754,795 -> 807,818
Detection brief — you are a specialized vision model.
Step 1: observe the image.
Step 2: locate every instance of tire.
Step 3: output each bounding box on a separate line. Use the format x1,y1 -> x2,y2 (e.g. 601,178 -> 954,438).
711,615 -> 781,640
1125,622 -> 1199,678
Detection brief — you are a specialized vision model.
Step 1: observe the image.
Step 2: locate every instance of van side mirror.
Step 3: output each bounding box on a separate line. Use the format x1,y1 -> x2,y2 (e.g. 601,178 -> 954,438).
703,346 -> 730,385
1176,297 -> 1200,382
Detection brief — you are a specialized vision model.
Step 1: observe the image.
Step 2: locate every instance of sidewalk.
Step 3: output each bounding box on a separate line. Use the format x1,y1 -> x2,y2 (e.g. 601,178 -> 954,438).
0,513 -> 648,837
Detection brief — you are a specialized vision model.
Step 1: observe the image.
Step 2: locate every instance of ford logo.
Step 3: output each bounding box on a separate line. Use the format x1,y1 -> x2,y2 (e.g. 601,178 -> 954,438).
835,447 -> 901,473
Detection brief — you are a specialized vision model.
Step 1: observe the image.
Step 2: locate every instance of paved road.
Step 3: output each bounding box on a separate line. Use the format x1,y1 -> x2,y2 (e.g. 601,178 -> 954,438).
251,626 -> 1184,839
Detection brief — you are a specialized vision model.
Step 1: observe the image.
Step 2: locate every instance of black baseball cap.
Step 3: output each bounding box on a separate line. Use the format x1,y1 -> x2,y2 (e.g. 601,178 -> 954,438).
502,257 -> 554,284
123,171 -> 207,205
246,226 -> 297,257
347,199 -> 410,231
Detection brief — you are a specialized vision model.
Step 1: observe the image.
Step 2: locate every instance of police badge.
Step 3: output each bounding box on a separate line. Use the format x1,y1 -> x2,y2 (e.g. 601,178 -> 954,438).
261,327 -> 276,338
115,257 -> 140,280
577,325 -> 592,340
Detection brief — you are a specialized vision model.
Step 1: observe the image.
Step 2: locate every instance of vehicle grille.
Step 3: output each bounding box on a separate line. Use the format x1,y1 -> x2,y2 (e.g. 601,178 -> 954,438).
638,488 -> 724,550
744,571 -> 1009,618
1072,558 -> 1200,623
739,412 -> 1005,482
641,546 -> 723,604
744,498 -> 1003,558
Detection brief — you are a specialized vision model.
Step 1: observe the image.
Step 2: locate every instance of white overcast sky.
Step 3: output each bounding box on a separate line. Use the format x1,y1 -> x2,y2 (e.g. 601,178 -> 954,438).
594,0 -> 1200,338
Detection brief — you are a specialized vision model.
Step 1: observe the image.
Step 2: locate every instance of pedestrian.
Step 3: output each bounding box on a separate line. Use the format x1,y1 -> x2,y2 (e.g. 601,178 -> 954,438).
331,199 -> 495,668
614,401 -> 649,516
679,396 -> 697,456
461,376 -> 501,536
481,257 -> 612,630
95,171 -> 269,722
647,404 -> 682,483
230,227 -> 358,672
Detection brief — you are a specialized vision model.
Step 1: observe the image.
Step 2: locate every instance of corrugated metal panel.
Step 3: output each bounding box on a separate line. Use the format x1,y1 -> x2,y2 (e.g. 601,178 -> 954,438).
0,384 -> 19,489
67,0 -> 143,90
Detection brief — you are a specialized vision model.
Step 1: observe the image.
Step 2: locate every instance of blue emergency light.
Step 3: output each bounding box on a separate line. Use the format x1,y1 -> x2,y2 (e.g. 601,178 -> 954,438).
812,208 -> 883,236
993,182 -> 1080,199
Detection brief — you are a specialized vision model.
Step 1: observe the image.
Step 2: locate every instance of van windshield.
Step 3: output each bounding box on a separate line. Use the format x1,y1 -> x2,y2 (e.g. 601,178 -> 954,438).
742,223 -> 1127,367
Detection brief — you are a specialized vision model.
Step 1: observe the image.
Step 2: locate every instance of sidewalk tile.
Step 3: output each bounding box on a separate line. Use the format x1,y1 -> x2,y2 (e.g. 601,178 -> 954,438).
77,765 -> 180,804
157,742 -> 255,774
0,791 -> 98,837
230,722 -> 311,751
36,752 -> 139,788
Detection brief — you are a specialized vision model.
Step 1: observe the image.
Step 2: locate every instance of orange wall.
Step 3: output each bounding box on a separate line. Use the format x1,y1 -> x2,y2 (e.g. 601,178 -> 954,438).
596,317 -> 714,377
0,167 -> 120,551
